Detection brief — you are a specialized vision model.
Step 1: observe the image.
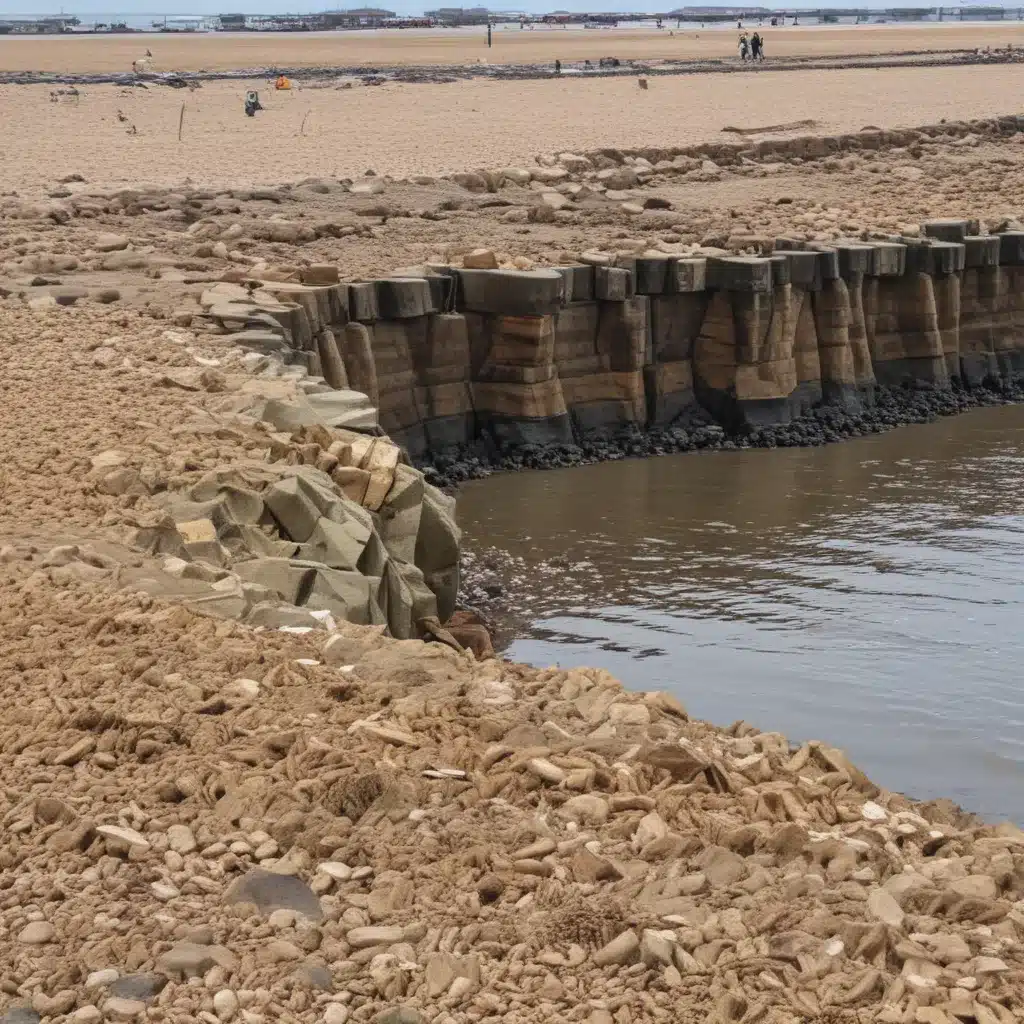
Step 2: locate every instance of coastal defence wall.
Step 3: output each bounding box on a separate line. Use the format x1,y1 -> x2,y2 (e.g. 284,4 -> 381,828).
201,219 -> 1024,462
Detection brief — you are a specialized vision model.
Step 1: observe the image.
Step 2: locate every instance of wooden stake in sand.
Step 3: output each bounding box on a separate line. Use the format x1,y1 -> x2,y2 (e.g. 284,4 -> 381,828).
300,109 -> 311,136
178,102 -> 185,142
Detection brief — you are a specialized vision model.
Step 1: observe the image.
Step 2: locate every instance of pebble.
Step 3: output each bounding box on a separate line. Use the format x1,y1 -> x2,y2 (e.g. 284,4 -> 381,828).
17,921 -> 54,944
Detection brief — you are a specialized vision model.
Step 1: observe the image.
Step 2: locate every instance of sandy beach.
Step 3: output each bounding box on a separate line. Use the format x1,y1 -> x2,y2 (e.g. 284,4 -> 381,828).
2,21 -> 1024,73
4,64 -> 1024,194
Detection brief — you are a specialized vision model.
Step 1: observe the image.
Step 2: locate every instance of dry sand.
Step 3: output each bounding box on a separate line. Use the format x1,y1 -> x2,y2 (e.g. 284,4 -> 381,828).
3,22 -> 1024,73
6,65 -> 1024,194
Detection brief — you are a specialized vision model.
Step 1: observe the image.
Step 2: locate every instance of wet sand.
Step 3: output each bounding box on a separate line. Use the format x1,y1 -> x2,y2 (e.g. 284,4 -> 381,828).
5,64 -> 1024,193
2,21 -> 1024,73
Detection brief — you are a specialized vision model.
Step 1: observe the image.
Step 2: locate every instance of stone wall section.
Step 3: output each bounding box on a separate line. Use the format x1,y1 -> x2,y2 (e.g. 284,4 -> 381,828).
200,223 -> 1024,458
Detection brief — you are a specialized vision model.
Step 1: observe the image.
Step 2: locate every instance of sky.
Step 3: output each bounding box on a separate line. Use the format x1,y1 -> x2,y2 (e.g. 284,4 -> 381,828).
1,0 -> 958,16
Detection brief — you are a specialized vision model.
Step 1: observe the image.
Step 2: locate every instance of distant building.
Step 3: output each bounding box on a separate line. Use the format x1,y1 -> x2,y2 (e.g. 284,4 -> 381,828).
330,7 -> 398,26
425,6 -> 491,24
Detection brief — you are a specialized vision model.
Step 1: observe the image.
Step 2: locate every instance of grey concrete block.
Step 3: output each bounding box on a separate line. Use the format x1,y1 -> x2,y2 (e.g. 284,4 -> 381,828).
998,232 -> 1024,265
923,219 -> 970,243
964,235 -> 1001,268
773,250 -> 820,290
868,243 -> 906,277
457,269 -> 565,316
558,264 -> 596,303
904,241 -> 966,275
349,281 -> 379,322
668,258 -> 707,293
769,254 -> 791,287
834,242 -> 874,277
635,257 -> 670,295
809,246 -> 840,281
376,277 -> 434,319
706,256 -> 772,293
595,266 -> 634,301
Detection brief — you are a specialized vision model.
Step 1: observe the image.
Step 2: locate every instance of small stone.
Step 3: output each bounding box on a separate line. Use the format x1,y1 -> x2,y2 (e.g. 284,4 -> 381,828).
527,758 -> 566,785
323,1007 -> 349,1024
101,998 -> 146,1020
260,940 -> 302,963
950,875 -> 997,900
974,956 -> 1009,974
166,824 -> 197,854
862,801 -> 888,821
373,1008 -> 423,1024
213,990 -> 239,1021
86,970 -> 119,991
18,921 -> 55,944
108,975 -> 165,1003
225,868 -> 323,920
463,248 -> 498,270
593,929 -> 639,967
96,824 -> 150,849
347,925 -> 405,949
95,233 -> 129,252
317,861 -> 352,882
867,888 -> 905,928
73,1009 -> 102,1024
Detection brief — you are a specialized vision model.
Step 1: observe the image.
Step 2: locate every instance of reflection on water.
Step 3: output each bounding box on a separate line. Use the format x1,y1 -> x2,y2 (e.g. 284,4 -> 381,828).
457,404 -> 1024,823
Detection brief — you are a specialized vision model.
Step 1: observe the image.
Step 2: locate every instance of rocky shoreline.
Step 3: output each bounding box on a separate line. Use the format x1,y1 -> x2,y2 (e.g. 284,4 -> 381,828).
419,376 -> 1024,489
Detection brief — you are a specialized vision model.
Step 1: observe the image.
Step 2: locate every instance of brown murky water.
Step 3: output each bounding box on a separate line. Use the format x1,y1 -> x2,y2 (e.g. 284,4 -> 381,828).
458,404 -> 1024,823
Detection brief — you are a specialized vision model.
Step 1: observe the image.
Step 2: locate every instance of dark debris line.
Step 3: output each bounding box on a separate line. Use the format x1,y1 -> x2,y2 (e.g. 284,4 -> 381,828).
2,47 -> 1023,88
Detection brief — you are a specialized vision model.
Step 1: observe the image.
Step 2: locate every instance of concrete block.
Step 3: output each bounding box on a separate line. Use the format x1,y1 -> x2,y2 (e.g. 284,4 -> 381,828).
997,232 -> 1024,265
773,250 -> 821,290
349,281 -> 379,322
668,258 -> 707,294
868,243 -> 906,277
635,257 -> 670,295
923,219 -> 970,243
964,236 -> 1001,268
769,254 -> 791,287
834,242 -> 874,277
707,256 -> 772,293
650,293 -> 709,362
558,264 -> 596,303
457,268 -> 565,316
809,246 -> 840,281
595,266 -> 634,301
904,241 -> 966,276
376,277 -> 434,319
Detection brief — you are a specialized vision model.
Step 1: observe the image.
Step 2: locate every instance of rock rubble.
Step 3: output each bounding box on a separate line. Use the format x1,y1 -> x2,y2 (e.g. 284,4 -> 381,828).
1,569 -> 1022,1024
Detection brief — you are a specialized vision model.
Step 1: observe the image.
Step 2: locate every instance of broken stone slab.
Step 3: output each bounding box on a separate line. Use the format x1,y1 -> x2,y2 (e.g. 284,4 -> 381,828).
107,975 -> 166,1003
457,268 -> 565,317
706,256 -> 772,293
224,868 -> 323,921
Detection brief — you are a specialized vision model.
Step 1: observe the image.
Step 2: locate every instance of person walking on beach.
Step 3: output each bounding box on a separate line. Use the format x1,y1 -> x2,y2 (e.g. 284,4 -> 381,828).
738,32 -> 749,61
751,32 -> 764,61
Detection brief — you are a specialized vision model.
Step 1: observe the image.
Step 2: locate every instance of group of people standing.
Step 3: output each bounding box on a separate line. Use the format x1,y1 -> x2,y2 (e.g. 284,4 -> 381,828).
738,31 -> 765,61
